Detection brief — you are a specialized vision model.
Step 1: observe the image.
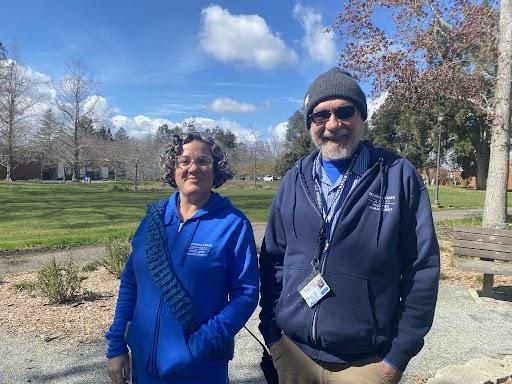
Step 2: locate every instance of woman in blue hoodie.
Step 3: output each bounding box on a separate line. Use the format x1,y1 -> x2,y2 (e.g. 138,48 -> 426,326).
106,132 -> 259,384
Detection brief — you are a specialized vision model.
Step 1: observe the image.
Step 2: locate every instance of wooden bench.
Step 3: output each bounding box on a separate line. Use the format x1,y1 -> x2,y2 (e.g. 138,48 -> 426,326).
453,226 -> 512,297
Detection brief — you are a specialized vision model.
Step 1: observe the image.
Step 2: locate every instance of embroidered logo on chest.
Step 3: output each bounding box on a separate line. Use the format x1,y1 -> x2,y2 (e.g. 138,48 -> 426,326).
187,242 -> 213,257
368,192 -> 396,212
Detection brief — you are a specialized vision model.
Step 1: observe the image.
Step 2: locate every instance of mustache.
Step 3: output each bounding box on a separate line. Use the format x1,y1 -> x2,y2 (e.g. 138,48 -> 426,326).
318,131 -> 350,142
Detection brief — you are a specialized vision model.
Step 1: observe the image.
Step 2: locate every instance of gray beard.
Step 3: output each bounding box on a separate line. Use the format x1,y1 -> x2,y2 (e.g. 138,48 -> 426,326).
320,144 -> 351,160
317,140 -> 359,160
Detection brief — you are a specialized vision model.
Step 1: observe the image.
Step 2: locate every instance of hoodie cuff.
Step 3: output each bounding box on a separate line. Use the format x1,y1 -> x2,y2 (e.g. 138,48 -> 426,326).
106,341 -> 129,359
382,343 -> 410,373
262,326 -> 283,348
105,329 -> 129,358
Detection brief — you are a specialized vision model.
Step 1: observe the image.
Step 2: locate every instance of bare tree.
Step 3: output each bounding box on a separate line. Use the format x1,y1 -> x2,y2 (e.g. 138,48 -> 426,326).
482,0 -> 512,229
0,50 -> 41,181
54,60 -> 98,182
125,139 -> 146,191
32,108 -> 60,181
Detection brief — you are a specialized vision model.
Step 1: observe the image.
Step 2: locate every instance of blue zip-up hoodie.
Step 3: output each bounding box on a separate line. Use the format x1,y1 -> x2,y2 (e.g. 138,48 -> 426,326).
259,141 -> 440,372
106,192 -> 259,383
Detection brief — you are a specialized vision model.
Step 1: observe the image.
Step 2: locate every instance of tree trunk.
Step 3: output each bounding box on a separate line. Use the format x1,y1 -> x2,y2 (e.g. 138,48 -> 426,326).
72,148 -> 79,182
482,0 -> 512,229
134,159 -> 139,191
475,132 -> 489,190
5,160 -> 13,182
5,106 -> 14,182
72,117 -> 80,182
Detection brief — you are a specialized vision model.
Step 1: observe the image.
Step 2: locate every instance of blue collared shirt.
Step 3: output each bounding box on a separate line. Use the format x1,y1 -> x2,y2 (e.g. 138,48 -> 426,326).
312,143 -> 370,237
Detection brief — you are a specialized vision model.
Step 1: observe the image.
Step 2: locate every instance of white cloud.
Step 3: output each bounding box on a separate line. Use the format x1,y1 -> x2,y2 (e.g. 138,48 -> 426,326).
208,97 -> 257,113
111,114 -> 256,142
199,5 -> 297,70
367,92 -> 388,120
268,121 -> 288,141
208,97 -> 272,113
293,4 -> 336,65
112,114 -> 176,138
193,117 -> 255,142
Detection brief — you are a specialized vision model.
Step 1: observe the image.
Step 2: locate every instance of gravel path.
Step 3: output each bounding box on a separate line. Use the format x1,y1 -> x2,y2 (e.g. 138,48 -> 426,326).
1,283 -> 510,383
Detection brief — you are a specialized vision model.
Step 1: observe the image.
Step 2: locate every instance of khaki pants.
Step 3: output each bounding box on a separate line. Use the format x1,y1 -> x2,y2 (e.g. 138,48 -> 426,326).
272,335 -> 391,384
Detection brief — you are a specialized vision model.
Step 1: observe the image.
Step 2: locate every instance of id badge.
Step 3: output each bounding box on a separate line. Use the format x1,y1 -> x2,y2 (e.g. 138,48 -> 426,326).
297,271 -> 330,308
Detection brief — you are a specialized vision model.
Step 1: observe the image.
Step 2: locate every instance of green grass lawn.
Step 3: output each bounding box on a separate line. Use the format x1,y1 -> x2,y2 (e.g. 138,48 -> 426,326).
426,185 -> 512,210
1,181 -> 510,252
0,181 -> 277,252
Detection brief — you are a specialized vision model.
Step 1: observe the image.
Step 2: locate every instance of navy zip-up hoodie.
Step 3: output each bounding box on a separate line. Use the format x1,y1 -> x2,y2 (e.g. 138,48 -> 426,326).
259,141 -> 440,372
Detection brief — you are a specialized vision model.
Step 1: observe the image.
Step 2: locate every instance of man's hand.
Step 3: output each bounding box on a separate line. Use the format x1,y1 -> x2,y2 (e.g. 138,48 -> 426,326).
107,354 -> 131,384
374,360 -> 402,384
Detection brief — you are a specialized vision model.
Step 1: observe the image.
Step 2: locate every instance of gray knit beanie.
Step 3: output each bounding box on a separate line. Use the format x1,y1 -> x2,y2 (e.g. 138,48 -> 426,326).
303,67 -> 367,128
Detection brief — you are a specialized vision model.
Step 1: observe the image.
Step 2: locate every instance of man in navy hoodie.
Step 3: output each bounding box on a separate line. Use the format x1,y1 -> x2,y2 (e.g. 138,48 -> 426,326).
259,68 -> 440,384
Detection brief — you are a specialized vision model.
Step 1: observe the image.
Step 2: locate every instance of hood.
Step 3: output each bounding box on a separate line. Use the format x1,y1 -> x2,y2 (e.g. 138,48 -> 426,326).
164,191 -> 233,225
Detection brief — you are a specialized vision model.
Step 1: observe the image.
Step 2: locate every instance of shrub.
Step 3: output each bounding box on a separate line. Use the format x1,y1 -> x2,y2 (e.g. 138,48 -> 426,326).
102,238 -> 131,278
0,273 -> 4,285
13,280 -> 38,294
37,258 -> 83,303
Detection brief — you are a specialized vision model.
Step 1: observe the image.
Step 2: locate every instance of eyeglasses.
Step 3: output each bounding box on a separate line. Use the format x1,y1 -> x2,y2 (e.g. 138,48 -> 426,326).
176,155 -> 213,170
309,105 -> 356,125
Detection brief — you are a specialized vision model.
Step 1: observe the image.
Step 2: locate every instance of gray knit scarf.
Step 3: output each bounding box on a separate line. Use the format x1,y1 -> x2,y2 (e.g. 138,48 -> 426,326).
145,199 -> 200,334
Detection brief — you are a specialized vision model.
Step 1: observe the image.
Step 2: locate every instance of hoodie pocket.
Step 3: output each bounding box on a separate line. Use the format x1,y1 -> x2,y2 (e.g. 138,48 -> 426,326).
275,268 -> 315,343
126,310 -> 156,372
317,270 -> 377,355
156,312 -> 194,376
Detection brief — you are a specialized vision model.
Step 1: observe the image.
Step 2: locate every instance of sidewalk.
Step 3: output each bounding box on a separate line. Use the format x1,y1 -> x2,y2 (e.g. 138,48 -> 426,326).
1,282 -> 510,383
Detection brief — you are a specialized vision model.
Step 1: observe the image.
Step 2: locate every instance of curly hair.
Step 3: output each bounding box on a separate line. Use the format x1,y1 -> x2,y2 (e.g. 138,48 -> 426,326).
160,131 -> 234,188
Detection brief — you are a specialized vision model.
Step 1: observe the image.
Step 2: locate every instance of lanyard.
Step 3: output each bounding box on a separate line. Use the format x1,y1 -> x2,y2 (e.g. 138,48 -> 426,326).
314,153 -> 358,224
311,153 -> 359,270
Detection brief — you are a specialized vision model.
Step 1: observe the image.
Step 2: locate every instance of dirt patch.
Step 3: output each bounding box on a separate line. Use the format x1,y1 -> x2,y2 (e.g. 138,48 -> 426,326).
0,267 -> 118,344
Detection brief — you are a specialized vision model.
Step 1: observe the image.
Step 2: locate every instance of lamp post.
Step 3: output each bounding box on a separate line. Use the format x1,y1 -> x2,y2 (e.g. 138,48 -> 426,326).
434,113 -> 444,207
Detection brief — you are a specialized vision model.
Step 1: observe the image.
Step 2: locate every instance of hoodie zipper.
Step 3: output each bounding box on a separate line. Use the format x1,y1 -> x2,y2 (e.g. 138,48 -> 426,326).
150,298 -> 163,374
298,167 -> 323,220
149,218 -> 187,374
306,160 -> 382,346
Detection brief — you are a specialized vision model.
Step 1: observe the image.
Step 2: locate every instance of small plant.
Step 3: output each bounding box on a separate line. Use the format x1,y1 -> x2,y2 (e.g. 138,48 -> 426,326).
102,238 -> 131,278
81,259 -> 103,273
13,280 -> 38,294
0,273 -> 4,285
37,258 -> 83,303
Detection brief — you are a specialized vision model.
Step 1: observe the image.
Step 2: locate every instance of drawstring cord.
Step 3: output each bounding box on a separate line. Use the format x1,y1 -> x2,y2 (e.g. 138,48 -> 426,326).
292,170 -> 299,238
377,157 -> 385,246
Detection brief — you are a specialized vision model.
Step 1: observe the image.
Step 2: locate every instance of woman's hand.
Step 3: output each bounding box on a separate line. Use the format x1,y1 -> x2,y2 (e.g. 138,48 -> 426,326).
107,354 -> 131,384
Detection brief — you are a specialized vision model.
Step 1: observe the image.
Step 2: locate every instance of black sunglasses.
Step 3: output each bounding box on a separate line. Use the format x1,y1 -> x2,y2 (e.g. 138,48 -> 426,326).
310,105 -> 356,124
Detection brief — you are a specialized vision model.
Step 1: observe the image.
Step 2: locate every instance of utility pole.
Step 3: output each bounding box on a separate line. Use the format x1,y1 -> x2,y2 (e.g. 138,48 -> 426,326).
434,113 -> 444,208
250,127 -> 258,188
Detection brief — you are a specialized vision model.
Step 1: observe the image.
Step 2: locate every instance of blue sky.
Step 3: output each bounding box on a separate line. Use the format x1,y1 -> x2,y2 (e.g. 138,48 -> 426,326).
1,0 -> 383,141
